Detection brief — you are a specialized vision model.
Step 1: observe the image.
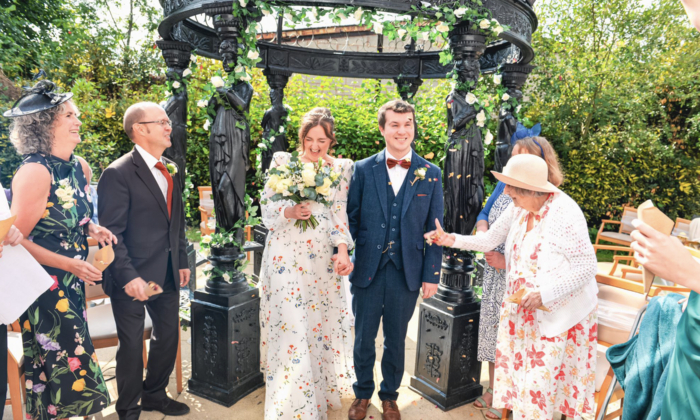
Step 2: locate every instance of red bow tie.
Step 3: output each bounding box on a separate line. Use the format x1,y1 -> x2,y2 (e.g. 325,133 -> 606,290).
387,158 -> 411,170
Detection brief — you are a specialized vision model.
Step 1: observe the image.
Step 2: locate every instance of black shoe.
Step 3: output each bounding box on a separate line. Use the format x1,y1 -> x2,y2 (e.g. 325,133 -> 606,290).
142,396 -> 190,416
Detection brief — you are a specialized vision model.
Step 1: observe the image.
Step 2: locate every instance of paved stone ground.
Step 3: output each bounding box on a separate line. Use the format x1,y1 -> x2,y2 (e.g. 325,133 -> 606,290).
5,257 -> 599,420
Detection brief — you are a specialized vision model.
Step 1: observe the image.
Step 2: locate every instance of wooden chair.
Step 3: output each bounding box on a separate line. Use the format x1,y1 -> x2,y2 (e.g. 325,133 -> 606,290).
595,207 -> 637,247
84,239 -> 184,395
671,217 -> 691,240
5,320 -> 25,420
593,275 -> 690,420
593,245 -> 643,282
198,186 -> 215,236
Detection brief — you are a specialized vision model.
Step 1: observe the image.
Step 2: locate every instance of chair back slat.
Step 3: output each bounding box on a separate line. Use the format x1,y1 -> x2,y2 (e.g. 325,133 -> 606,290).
620,207 -> 637,234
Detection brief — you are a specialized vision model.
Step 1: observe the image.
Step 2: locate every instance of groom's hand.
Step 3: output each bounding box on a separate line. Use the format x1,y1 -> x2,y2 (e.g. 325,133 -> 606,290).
124,277 -> 149,301
421,282 -> 438,299
179,268 -> 191,287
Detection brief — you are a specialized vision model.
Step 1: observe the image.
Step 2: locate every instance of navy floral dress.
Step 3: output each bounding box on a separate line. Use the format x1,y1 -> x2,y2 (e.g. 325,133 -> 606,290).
15,153 -> 110,419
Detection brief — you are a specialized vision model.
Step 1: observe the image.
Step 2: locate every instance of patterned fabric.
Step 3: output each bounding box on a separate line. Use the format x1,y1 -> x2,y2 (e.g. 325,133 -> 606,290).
15,153 -> 110,419
493,214 -> 597,419
477,191 -> 512,363
259,152 -> 356,420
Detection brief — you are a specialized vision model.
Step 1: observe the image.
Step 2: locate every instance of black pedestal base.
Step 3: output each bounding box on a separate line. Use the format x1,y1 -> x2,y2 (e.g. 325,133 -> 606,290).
187,286 -> 264,407
409,296 -> 483,411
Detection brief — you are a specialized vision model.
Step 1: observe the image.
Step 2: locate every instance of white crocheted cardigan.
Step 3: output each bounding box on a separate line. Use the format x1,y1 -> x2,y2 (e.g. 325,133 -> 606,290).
453,192 -> 598,337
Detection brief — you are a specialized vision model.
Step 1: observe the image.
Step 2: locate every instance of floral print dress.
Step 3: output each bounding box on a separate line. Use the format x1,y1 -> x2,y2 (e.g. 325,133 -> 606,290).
15,153 -> 110,420
259,152 -> 356,420
493,196 -> 597,420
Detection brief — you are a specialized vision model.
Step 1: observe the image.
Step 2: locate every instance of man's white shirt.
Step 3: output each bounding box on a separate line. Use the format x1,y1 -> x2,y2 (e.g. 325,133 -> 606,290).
385,149 -> 412,196
135,144 -> 169,202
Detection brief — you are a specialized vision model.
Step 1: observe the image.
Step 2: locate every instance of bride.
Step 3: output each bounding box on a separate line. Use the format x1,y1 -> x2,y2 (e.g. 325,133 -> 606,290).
259,107 -> 356,420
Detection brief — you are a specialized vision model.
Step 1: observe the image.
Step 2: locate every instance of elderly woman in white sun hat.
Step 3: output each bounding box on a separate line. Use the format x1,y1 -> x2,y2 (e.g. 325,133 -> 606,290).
426,153 -> 598,420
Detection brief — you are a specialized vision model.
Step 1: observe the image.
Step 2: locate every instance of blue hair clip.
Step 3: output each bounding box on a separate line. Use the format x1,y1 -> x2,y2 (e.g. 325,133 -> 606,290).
510,122 -> 544,158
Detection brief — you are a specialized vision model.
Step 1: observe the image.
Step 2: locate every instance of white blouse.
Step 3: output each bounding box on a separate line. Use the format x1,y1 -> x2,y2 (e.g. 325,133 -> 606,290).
453,192 -> 598,337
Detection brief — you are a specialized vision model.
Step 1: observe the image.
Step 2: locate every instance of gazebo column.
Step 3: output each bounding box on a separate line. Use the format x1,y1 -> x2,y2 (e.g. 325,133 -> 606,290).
260,69 -> 291,173
410,22 -> 485,411
187,1 -> 264,407
495,64 -> 535,171
156,40 -> 197,296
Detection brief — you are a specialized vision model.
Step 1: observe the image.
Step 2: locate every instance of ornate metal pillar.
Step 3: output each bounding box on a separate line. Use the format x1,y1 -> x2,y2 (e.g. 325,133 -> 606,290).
188,1 -> 264,407
410,22 -> 485,411
495,63 -> 534,171
156,40 -> 192,193
260,69 -> 291,173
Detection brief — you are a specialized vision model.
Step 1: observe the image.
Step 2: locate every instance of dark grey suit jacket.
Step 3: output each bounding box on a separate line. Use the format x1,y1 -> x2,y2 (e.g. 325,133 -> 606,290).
97,148 -> 188,299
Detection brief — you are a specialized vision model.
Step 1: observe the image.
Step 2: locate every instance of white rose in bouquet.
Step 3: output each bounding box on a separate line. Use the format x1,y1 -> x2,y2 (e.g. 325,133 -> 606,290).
316,178 -> 333,196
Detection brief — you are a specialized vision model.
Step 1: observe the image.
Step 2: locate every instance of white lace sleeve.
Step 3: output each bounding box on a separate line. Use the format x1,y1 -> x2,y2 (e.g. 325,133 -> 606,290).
452,203 -> 516,252
261,152 -> 295,232
328,160 -> 354,250
538,201 -> 597,310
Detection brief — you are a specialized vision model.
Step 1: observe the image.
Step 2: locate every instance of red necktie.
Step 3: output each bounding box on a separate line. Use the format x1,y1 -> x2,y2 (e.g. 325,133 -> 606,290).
387,158 -> 411,170
154,161 -> 173,218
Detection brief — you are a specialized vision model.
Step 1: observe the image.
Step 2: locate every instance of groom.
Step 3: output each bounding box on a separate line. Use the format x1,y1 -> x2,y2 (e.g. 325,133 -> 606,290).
346,99 -> 443,420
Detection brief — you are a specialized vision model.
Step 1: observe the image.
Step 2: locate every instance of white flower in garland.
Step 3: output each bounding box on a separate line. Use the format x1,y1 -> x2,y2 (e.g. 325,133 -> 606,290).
234,64 -> 244,74
310,8 -> 318,19
484,130 -> 494,145
182,68 -> 192,77
238,0 -> 247,7
223,272 -> 231,282
436,22 -> 449,33
479,19 -> 490,29
502,93 -> 510,101
493,74 -> 502,85
197,99 -> 208,108
211,76 -> 225,88
454,7 -> 467,18
493,25 -> 504,35
353,7 -> 363,21
164,90 -> 171,97
262,9 -> 271,16
279,126 -> 285,133
240,74 -> 252,82
336,12 -> 346,20
465,92 -> 478,105
190,54 -> 197,63
422,31 -> 431,41
203,120 -> 210,131
397,29 -> 407,39
247,50 -> 259,60
258,142 -> 268,150
516,105 -> 522,114
373,21 -> 383,34
476,110 -> 486,127
172,81 -> 181,89
255,23 -> 262,32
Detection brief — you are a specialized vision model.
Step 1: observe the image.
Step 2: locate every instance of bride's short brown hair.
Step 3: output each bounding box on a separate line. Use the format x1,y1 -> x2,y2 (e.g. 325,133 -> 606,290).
297,107 -> 337,151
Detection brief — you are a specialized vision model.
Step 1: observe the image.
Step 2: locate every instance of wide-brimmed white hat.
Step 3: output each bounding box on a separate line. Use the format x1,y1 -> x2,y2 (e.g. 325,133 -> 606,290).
491,154 -> 560,193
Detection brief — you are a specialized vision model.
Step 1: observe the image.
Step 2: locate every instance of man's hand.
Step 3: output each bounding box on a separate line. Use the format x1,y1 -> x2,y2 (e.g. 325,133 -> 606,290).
484,251 -> 506,270
124,277 -> 149,301
424,219 -> 455,247
421,282 -> 438,299
331,254 -> 354,276
179,268 -> 191,287
630,219 -> 700,288
0,225 -> 23,258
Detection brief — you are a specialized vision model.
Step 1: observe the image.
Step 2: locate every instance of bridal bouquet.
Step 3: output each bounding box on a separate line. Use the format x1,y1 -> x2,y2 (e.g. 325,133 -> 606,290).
263,152 -> 342,231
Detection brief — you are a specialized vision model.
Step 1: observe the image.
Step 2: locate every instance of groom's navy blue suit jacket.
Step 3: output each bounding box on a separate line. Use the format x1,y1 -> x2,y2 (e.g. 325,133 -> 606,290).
347,149 -> 444,292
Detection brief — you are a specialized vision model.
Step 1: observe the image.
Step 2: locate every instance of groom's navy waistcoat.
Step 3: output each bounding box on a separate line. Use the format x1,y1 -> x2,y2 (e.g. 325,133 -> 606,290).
378,171 -> 406,269
347,149 -> 444,292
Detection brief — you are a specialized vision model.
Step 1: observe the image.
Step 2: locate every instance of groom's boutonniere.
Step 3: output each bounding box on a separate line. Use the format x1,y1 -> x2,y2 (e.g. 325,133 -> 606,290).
411,166 -> 428,186
166,163 -> 178,176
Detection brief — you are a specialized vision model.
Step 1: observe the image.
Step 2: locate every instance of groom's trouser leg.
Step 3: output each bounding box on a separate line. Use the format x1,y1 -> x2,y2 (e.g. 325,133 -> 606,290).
378,263 -> 419,401
112,297 -> 147,420
351,272 -> 386,399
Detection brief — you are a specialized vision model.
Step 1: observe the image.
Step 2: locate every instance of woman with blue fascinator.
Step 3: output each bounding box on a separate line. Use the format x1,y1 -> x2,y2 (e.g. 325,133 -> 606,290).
472,123 -> 565,419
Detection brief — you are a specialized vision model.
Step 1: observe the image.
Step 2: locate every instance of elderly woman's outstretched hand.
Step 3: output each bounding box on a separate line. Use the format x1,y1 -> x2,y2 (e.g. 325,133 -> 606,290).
425,219 -> 455,247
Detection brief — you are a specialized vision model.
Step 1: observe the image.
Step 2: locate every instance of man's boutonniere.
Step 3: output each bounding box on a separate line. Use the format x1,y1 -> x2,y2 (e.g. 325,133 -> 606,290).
411,167 -> 428,186
166,163 -> 178,176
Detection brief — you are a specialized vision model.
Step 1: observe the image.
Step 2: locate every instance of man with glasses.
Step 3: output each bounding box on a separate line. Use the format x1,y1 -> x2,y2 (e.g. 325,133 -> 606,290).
97,102 -> 191,419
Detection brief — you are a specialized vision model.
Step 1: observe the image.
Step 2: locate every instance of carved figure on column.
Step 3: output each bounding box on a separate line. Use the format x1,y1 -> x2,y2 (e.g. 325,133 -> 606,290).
444,56 -> 484,239
495,64 -> 534,171
260,70 -> 290,173
208,37 -> 254,241
157,40 -> 193,192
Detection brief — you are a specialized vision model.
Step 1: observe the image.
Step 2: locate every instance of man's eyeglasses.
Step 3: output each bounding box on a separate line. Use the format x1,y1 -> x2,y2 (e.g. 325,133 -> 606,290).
137,120 -> 172,127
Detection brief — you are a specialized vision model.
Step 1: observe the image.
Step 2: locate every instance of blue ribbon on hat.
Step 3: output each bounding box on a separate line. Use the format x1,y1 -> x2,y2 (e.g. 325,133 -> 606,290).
510,122 -> 544,158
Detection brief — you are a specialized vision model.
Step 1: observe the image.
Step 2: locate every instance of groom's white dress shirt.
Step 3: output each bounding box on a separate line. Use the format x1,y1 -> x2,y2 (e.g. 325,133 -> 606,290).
385,149 -> 411,196
135,144 -> 168,202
